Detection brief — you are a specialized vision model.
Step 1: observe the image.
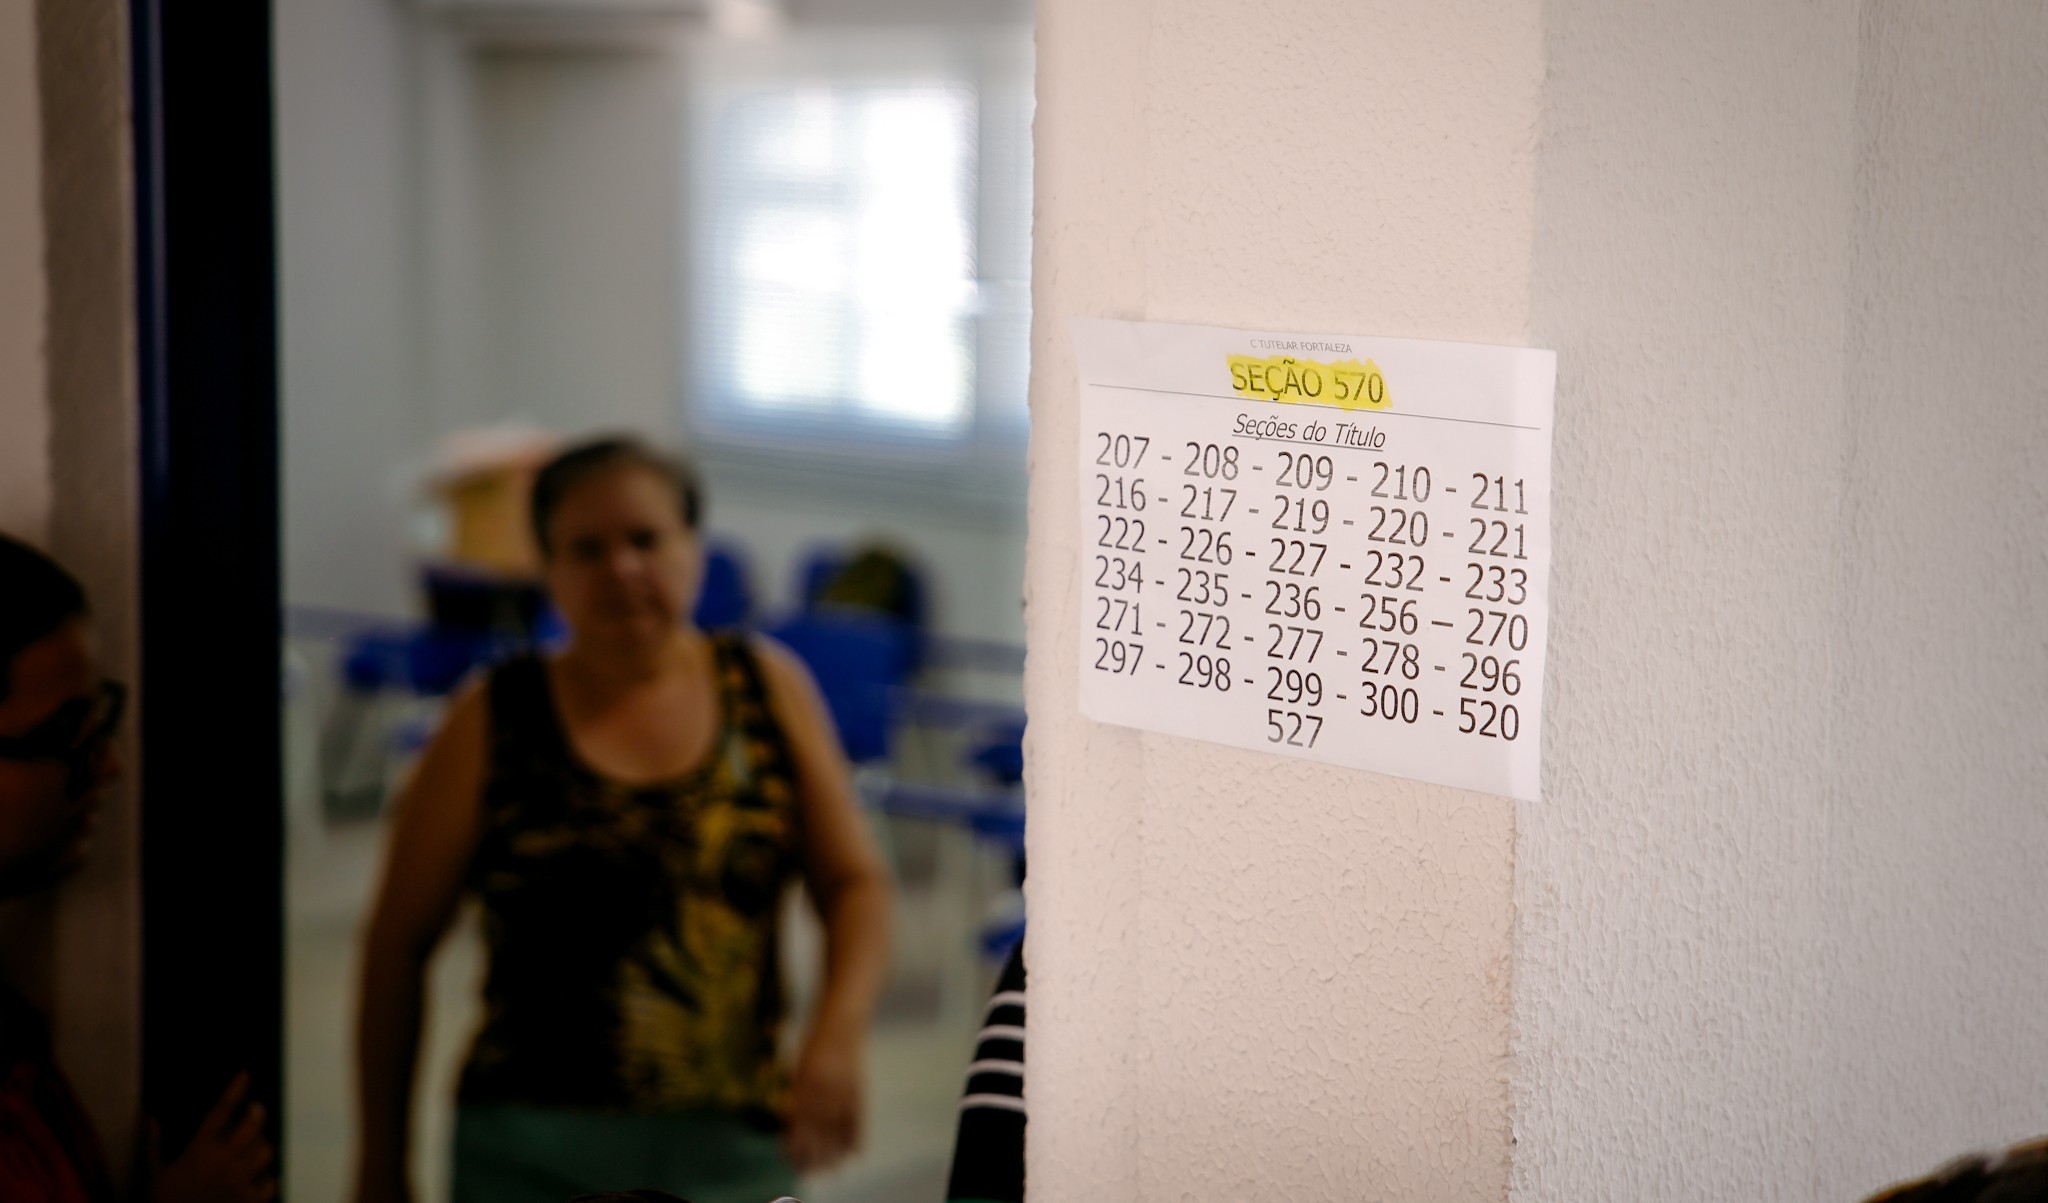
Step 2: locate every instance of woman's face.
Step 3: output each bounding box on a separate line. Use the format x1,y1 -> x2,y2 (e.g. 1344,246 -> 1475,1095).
541,466 -> 702,649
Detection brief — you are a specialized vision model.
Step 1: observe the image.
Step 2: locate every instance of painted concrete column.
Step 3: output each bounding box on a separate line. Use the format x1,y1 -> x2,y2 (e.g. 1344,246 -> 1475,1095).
0,0 -> 50,537
1025,1 -> 1542,1196
15,0 -> 142,1176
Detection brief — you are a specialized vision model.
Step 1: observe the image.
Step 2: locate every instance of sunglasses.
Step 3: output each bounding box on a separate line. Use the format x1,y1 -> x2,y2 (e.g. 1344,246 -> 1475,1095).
0,679 -> 127,798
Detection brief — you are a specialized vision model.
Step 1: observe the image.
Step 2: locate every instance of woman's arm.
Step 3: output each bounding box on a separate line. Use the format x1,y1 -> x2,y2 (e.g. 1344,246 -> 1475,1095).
752,636 -> 894,1175
351,680 -> 489,1203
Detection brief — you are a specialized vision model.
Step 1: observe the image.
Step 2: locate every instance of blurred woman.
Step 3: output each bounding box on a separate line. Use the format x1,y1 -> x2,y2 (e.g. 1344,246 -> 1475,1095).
351,438 -> 892,1203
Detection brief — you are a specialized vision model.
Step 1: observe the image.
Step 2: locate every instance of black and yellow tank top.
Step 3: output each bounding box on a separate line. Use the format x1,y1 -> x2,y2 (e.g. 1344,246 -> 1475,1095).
456,632 -> 802,1121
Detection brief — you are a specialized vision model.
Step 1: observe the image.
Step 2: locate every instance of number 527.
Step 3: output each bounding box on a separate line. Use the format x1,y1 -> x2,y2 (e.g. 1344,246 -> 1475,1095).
1266,708 -> 1322,748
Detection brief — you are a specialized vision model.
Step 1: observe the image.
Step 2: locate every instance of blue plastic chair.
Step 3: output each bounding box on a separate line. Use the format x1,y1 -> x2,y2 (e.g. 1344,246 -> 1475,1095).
980,915 -> 1026,962
766,611 -> 919,763
968,718 -> 1026,788
340,624 -> 513,699
694,539 -> 753,629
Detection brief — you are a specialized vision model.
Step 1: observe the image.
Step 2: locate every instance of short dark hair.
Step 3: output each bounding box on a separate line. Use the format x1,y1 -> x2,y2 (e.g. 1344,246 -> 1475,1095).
0,533 -> 89,704
529,435 -> 703,556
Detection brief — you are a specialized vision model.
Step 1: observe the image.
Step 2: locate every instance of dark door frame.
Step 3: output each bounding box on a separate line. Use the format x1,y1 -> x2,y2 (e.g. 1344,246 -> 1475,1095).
129,0 -> 286,1165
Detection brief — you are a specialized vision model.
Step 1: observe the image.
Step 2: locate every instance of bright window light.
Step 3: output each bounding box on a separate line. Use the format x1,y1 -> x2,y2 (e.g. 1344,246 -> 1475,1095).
689,34 -> 1033,467
700,80 -> 979,436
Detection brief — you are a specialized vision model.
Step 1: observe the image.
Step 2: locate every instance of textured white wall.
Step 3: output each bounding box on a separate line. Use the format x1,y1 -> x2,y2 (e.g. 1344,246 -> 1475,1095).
1822,1 -> 2048,1190
23,0 -> 142,1175
1034,1 -> 2047,1199
0,0 -> 49,538
1512,1 -> 1860,1197
1026,1 -> 1542,1197
1515,2 -> 2048,1201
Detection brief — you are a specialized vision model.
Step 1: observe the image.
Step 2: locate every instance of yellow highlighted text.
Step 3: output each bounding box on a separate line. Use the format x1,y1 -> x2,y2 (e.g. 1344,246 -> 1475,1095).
1226,354 -> 1389,411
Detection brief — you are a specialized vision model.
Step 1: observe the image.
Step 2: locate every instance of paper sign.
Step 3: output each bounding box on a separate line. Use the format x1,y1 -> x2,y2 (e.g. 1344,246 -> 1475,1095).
1074,318 -> 1557,802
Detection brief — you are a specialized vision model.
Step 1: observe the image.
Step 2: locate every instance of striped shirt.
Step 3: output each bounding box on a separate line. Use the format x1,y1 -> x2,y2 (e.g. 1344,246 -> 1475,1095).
945,943 -> 1026,1203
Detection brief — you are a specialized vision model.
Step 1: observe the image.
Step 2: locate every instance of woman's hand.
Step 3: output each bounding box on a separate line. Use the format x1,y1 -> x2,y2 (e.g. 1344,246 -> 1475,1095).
784,1030 -> 865,1174
148,1074 -> 276,1203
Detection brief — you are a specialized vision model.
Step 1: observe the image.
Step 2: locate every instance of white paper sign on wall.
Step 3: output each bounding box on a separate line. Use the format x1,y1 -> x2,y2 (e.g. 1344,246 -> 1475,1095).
1074,318 -> 1557,802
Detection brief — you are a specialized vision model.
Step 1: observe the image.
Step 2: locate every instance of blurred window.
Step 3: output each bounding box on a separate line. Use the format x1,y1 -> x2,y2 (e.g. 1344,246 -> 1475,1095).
689,33 -> 1033,465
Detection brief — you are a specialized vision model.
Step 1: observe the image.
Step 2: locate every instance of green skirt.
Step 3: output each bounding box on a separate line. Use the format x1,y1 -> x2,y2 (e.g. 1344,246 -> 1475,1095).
452,1105 -> 796,1203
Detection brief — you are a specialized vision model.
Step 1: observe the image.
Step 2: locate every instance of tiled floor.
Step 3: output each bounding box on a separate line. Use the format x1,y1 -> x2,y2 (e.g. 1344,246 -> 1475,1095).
284,819 -> 1004,1203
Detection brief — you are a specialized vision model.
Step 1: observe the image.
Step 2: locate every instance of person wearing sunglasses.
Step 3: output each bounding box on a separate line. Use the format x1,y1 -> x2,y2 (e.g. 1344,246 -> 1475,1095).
0,532 -> 275,1203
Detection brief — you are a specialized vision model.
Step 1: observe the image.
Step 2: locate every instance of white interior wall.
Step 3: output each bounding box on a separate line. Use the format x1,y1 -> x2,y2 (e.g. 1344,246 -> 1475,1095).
1026,1 -> 1543,1197
469,45 -> 684,441
1821,1 -> 2048,1190
415,21 -> 494,447
1515,4 -> 2048,1199
276,0 -> 428,617
1511,1 -> 1860,1197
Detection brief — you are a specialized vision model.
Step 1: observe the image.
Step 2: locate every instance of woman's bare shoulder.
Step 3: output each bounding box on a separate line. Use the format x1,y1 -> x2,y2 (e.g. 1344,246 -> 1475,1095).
741,633 -> 833,737
743,630 -> 809,683
440,666 -> 495,734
